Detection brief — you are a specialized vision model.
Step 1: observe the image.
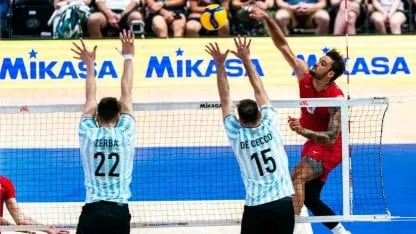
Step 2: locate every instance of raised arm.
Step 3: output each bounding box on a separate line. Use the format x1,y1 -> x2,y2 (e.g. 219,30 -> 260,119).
119,30 -> 135,116
71,39 -> 97,118
205,42 -> 232,120
247,6 -> 309,81
231,36 -> 270,107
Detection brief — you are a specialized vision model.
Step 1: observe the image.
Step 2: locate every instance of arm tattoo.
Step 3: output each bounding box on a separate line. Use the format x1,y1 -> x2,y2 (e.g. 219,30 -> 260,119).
299,107 -> 341,145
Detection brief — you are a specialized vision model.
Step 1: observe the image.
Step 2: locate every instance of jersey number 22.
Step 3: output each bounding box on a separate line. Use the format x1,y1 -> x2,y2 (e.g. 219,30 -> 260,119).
94,152 -> 120,177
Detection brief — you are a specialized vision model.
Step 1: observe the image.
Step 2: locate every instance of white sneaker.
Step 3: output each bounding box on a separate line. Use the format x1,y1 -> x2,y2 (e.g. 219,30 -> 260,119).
336,230 -> 352,234
293,223 -> 313,234
294,206 -> 313,234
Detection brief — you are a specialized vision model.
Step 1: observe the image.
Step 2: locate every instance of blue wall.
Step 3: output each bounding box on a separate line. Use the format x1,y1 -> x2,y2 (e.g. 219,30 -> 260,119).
1,144 -> 415,233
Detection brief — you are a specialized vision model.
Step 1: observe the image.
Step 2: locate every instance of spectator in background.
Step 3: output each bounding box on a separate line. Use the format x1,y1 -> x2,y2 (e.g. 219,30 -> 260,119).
186,0 -> 230,37
0,0 -> 9,19
275,0 -> 330,35
0,176 -> 68,234
48,0 -> 92,38
0,0 -> 11,37
370,0 -> 407,34
54,0 -> 91,9
414,0 -> 416,30
331,0 -> 362,35
146,0 -> 186,37
87,0 -> 144,37
231,0 -> 275,35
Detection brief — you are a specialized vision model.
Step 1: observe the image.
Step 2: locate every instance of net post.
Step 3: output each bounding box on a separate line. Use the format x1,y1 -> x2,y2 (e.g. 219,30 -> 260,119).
341,98 -> 351,217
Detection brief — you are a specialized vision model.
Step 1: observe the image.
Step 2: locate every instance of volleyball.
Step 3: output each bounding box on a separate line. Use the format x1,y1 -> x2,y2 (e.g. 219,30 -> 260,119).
200,4 -> 228,31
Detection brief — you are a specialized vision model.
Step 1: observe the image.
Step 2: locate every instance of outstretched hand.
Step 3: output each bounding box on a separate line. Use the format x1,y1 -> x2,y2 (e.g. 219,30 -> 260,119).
205,42 -> 229,65
71,38 -> 97,65
230,35 -> 251,62
119,29 -> 135,56
244,5 -> 269,21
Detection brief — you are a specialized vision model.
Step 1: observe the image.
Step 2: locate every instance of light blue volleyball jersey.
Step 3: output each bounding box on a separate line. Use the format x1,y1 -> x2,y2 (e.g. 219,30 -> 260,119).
78,114 -> 136,204
224,105 -> 294,206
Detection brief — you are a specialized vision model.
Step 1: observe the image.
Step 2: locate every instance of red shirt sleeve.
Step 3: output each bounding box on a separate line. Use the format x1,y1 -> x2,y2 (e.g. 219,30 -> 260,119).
1,177 -> 16,200
330,82 -> 344,97
299,72 -> 312,98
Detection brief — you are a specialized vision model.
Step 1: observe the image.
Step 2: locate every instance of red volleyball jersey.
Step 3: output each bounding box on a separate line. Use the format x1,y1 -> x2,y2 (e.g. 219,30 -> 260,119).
0,176 -> 16,217
299,72 -> 344,131
299,72 -> 344,165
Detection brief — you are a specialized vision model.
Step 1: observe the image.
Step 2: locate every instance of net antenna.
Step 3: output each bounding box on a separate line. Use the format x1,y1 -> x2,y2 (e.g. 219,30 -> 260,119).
343,0 -> 353,216
344,0 -> 351,99
340,5 -> 390,219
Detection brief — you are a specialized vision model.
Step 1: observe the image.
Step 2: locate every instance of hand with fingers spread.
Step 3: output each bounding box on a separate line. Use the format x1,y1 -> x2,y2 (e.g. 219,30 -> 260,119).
119,29 -> 135,56
230,35 -> 252,63
71,39 -> 97,66
205,42 -> 229,66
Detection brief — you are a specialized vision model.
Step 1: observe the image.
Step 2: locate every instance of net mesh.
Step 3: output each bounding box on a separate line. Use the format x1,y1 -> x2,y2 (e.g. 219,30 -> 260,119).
349,102 -> 390,215
0,97 -> 389,231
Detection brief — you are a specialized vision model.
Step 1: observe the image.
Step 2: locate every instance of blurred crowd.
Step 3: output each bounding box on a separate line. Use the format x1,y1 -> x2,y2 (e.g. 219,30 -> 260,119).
0,0 -> 415,38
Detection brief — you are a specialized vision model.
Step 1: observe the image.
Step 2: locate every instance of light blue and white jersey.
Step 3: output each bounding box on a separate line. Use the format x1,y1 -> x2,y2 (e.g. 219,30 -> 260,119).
224,105 -> 294,206
78,114 -> 136,204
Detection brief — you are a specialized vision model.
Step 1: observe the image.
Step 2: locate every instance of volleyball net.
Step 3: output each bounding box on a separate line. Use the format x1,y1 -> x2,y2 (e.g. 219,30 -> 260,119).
0,97 -> 390,232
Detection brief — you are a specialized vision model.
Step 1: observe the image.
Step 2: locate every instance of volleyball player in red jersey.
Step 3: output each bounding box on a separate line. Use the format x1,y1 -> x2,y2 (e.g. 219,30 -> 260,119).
0,176 -> 15,225
0,176 -> 68,233
247,6 -> 352,234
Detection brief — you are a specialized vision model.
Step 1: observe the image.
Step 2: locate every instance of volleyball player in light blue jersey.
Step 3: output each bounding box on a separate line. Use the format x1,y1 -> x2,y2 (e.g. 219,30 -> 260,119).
205,36 -> 294,234
72,30 -> 135,234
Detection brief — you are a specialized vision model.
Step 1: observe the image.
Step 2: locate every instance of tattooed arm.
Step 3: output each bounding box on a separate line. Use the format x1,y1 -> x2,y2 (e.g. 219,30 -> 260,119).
288,107 -> 341,145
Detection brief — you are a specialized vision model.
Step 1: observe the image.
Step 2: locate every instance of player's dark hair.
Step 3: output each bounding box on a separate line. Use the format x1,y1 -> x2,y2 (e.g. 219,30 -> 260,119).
326,49 -> 345,82
237,99 -> 260,125
97,97 -> 121,123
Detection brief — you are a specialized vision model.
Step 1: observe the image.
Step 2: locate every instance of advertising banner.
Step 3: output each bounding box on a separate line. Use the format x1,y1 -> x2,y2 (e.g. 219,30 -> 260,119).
0,36 -> 414,104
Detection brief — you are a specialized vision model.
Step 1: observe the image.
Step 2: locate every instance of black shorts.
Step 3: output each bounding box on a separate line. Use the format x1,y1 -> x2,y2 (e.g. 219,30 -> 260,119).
76,200 -> 131,234
241,197 -> 294,234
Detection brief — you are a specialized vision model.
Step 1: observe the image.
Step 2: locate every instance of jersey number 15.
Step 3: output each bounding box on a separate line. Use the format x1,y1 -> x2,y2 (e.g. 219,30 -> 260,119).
251,149 -> 276,176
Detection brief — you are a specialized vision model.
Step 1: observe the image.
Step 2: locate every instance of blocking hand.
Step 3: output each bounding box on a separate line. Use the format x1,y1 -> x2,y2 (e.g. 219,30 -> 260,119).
230,35 -> 252,62
120,29 -> 135,56
71,38 -> 97,65
205,42 -> 229,66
